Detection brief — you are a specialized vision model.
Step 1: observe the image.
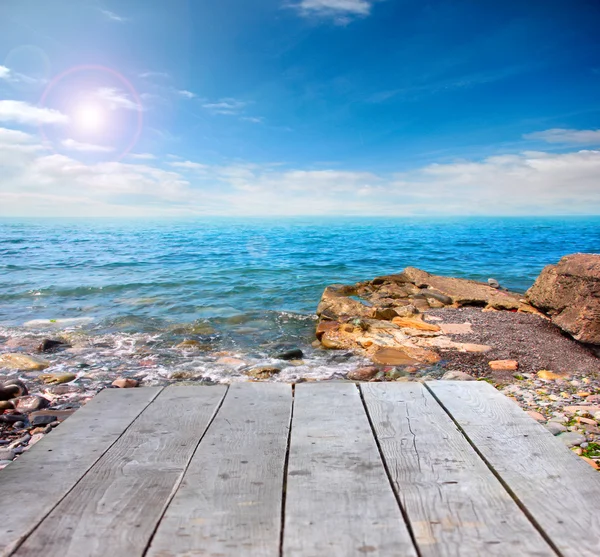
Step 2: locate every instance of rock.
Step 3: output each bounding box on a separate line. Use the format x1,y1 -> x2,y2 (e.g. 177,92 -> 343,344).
29,409 -> 74,423
12,421 -> 25,429
582,456 -> 600,470
526,253 -> 600,344
347,367 -> 380,381
244,366 -> 281,380
37,339 -> 69,352
441,370 -> 475,381
0,449 -> 16,461
3,379 -> 28,397
457,343 -> 492,353
488,360 -> 519,371
526,411 -> 546,422
0,353 -> 50,371
439,322 -> 473,335
401,267 -> 522,309
15,395 -> 50,412
371,348 -> 420,366
216,357 -> 246,367
373,307 -> 400,320
545,422 -> 567,435
488,278 -> 500,288
418,289 -> 453,306
316,285 -> 373,320
315,320 -> 339,340
391,317 -> 441,332
0,400 -> 15,410
112,378 -> 139,388
175,340 -> 203,350
31,414 -> 58,427
274,348 -> 303,360
564,405 -> 600,415
556,431 -> 586,447
320,334 -> 345,350
0,413 -> 27,424
39,373 -> 76,385
537,370 -> 566,381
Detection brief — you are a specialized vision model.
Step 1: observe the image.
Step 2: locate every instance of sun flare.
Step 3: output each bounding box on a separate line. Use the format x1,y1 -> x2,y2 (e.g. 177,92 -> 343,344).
71,102 -> 106,134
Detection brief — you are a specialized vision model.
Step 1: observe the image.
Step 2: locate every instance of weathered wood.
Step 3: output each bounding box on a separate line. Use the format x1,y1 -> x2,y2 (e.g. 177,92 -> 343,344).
13,385 -> 227,557
146,382 -> 292,557
283,382 -> 417,557
0,386 -> 162,557
361,382 -> 555,557
428,380 -> 600,557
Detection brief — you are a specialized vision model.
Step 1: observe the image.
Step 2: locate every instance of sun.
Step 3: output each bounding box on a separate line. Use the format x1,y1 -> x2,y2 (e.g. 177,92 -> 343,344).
71,102 -> 106,134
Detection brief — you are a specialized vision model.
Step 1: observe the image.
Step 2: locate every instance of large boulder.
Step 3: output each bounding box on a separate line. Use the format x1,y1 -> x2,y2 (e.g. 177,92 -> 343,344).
526,253 -> 600,345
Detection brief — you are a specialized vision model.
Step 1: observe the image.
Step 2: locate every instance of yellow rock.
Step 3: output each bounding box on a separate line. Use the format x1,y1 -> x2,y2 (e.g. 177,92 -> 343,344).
537,370 -> 566,381
0,353 -> 50,371
371,348 -> 419,366
175,340 -> 202,350
577,392 -> 591,397
39,373 -> 76,385
391,317 -> 441,332
459,343 -> 492,353
488,359 -> 518,371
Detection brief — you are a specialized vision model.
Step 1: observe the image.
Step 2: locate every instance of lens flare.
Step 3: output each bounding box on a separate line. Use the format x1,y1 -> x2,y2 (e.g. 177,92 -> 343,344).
72,102 -> 106,134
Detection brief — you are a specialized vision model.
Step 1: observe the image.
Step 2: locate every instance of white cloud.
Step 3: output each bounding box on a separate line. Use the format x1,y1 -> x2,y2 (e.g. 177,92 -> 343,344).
100,9 -> 127,23
96,88 -> 140,111
0,101 -> 69,126
62,139 -> 114,153
290,0 -> 374,23
241,116 -> 264,124
1,125 -> 599,216
524,128 -> 600,145
177,90 -> 196,99
0,66 -> 9,80
202,98 -> 247,115
128,153 -> 156,160
169,160 -> 209,171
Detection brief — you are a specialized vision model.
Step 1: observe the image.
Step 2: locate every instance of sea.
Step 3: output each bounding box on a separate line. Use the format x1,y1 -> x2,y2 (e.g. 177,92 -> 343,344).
1,217 -> 599,384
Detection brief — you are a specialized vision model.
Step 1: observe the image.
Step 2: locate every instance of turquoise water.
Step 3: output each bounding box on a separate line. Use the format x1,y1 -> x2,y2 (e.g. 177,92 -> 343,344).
1,217 -> 599,327
0,217 -> 598,383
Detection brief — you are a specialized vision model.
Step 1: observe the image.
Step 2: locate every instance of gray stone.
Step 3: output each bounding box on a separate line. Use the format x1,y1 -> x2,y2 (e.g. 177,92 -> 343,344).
556,431 -> 586,447
0,449 -> 16,461
545,422 -> 567,435
274,348 -> 304,360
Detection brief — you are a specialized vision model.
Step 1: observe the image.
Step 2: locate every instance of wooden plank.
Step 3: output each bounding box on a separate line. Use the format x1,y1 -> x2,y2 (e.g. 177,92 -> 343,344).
146,382 -> 292,557
361,382 -> 555,557
428,380 -> 600,557
13,385 -> 227,557
283,382 -> 417,557
0,386 -> 162,557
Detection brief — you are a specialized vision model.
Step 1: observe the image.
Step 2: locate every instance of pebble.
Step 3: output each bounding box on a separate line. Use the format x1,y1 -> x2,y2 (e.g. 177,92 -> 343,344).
39,373 -> 77,385
545,422 -> 567,435
31,415 -> 58,427
112,378 -> 139,388
274,348 -> 304,360
537,370 -> 566,381
442,370 -> 475,381
0,353 -> 50,371
347,367 -> 380,381
582,456 -> 600,470
15,395 -> 50,412
556,431 -> 587,448
527,411 -> 546,422
489,360 -> 518,371
244,366 -> 281,380
0,449 -> 16,461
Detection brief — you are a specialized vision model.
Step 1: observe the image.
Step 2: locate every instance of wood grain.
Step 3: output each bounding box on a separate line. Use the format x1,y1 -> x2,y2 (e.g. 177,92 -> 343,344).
13,385 -> 227,557
282,382 -> 417,557
146,382 -> 292,557
361,382 -> 555,557
428,380 -> 600,557
0,386 -> 162,557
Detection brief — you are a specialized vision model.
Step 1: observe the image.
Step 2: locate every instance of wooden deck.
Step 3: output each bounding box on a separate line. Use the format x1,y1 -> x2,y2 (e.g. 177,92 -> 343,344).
1,381 -> 599,557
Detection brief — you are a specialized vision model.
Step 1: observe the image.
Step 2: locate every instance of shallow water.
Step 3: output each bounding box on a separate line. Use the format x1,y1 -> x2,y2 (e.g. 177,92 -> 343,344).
1,217 -> 598,383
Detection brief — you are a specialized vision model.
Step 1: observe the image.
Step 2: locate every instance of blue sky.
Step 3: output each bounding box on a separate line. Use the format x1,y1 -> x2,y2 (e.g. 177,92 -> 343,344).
1,0 -> 600,216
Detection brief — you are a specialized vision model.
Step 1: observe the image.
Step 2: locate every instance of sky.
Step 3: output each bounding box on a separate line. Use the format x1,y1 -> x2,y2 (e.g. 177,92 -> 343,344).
1,0 -> 600,216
